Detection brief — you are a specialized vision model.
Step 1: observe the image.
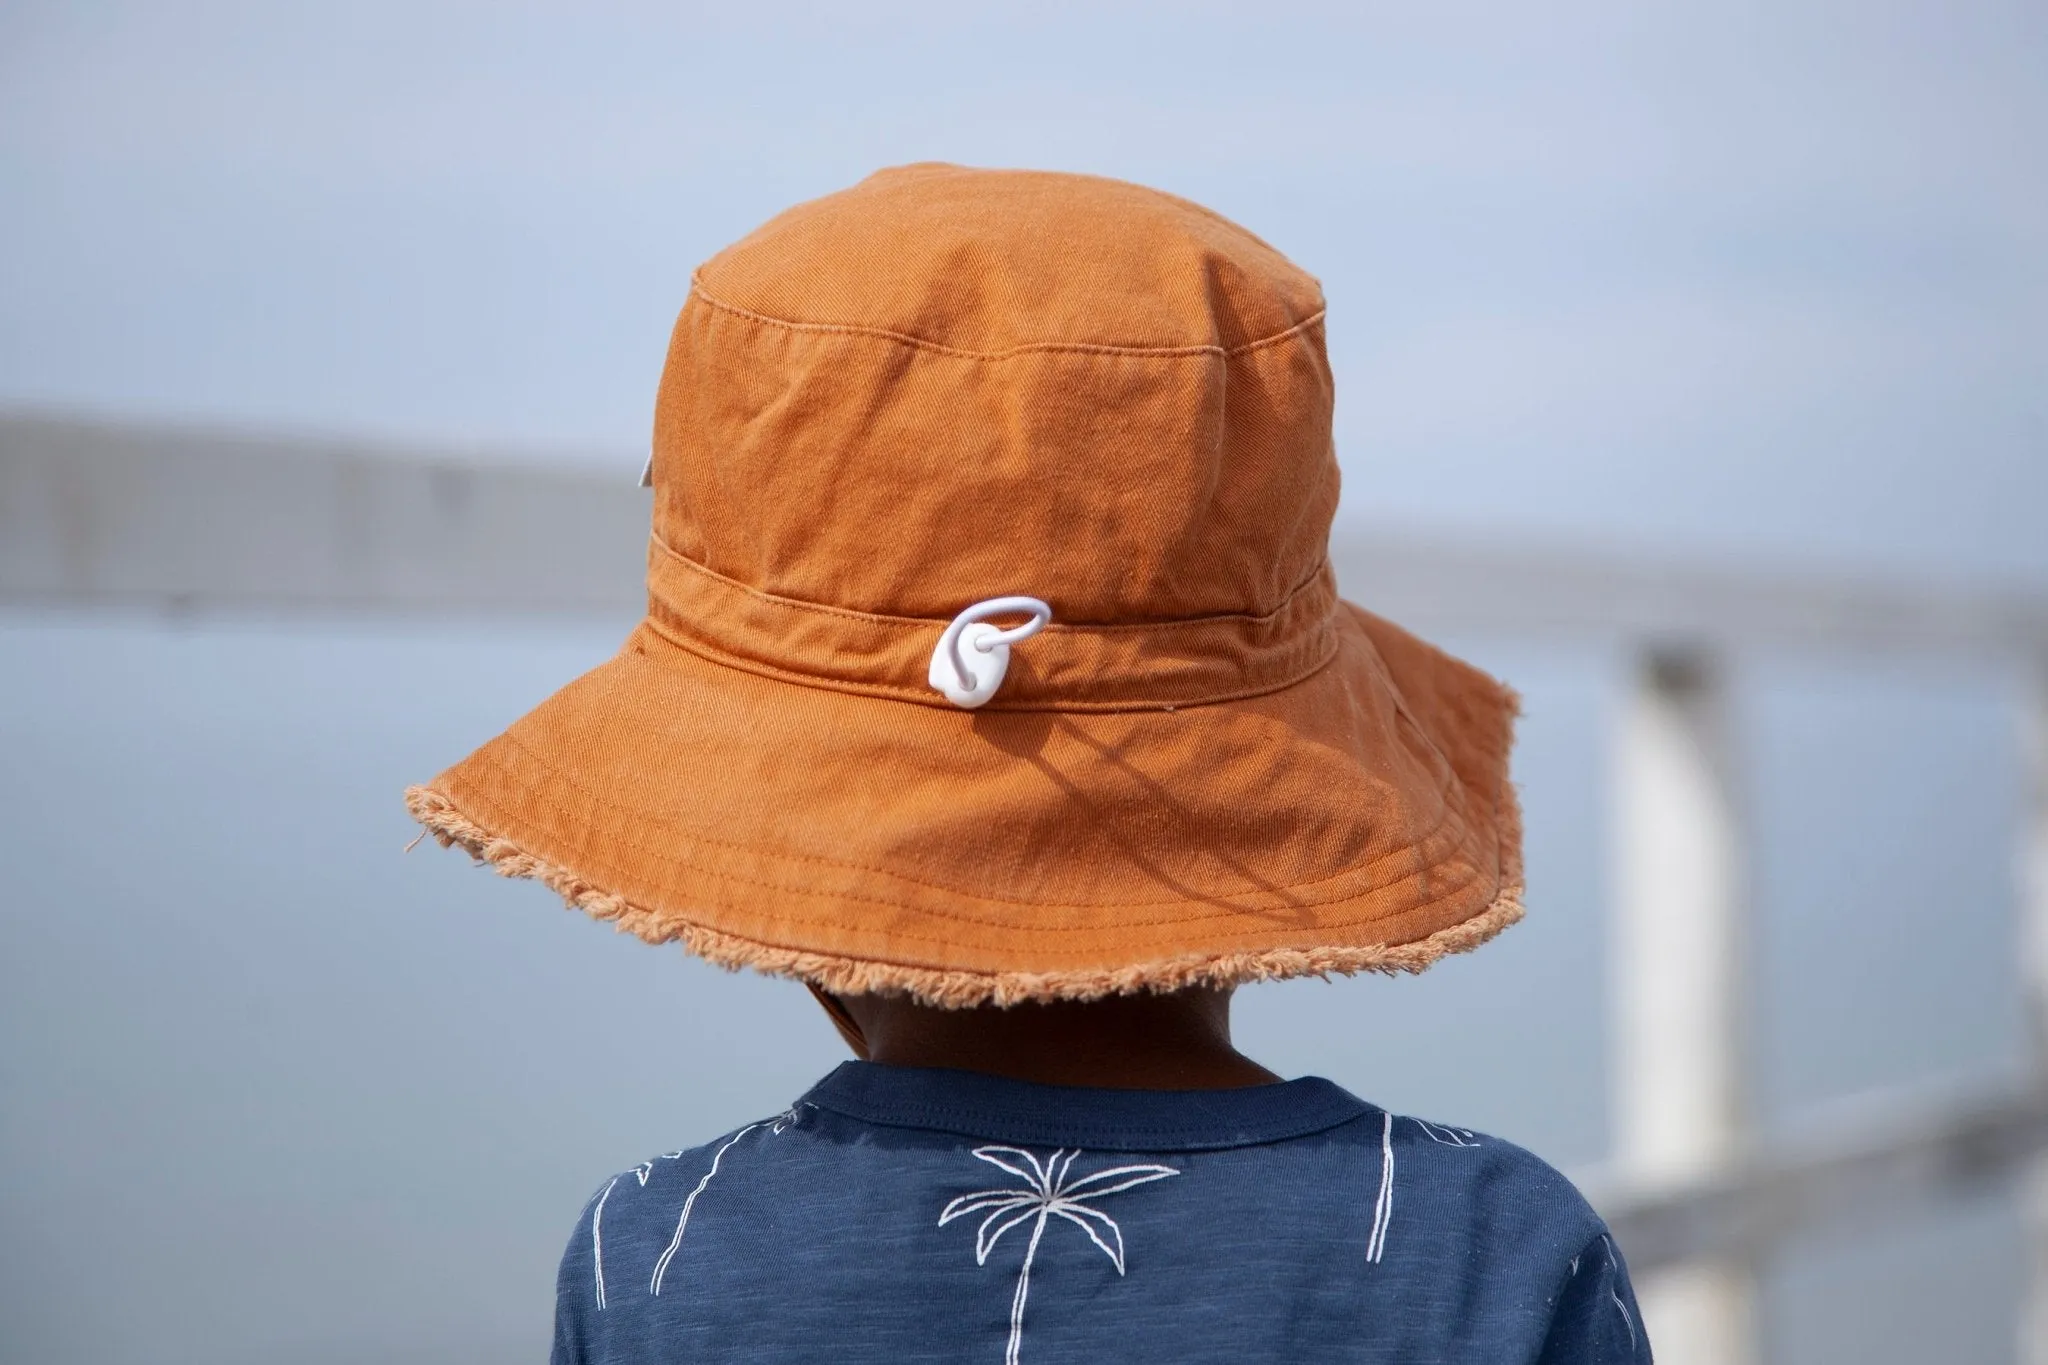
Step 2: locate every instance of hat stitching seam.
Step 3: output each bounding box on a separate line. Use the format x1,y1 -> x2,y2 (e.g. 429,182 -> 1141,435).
651,533 -> 1338,634
454,755 -> 1480,923
421,780 -> 1489,953
466,757 -> 1483,927
474,628 -> 1489,909
407,784 -> 1525,1005
638,611 -> 1343,713
517,801 -> 1483,940
456,741 -> 1488,919
689,277 -> 1328,362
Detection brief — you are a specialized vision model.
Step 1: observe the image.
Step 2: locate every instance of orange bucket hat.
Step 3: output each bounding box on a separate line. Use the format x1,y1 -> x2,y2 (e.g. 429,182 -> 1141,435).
406,163 -> 1523,1007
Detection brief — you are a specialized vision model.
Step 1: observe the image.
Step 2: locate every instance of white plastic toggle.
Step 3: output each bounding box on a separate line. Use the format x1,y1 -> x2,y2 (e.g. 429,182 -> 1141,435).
928,596 -> 1053,709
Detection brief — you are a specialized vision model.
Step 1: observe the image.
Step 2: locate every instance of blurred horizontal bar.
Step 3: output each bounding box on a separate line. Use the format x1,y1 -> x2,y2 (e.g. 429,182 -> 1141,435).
1338,534 -> 2048,660
1595,1081 -> 2048,1272
0,413 -> 647,619
5,412 -> 2046,658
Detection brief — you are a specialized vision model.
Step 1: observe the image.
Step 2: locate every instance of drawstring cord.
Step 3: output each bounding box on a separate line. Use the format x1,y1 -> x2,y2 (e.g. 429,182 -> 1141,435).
927,596 -> 1052,708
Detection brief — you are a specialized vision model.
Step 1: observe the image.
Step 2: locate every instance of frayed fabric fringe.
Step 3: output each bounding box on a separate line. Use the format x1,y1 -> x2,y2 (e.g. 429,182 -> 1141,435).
403,785 -> 1525,1009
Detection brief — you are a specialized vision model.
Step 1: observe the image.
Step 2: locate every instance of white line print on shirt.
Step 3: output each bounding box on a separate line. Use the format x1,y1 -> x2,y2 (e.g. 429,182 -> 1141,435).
1367,1112 -> 1394,1264
939,1146 -> 1180,1365
634,1149 -> 686,1187
647,1105 -> 805,1298
589,1176 -> 621,1310
1411,1118 -> 1482,1148
589,1148 -> 690,1311
1364,1115 -> 1485,1267
1602,1235 -> 1639,1349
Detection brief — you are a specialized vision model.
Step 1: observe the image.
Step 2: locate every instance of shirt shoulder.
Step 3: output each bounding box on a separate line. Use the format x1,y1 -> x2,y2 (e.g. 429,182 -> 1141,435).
1362,1108 -> 1612,1265
1342,1109 -> 1647,1359
551,1105 -> 815,1360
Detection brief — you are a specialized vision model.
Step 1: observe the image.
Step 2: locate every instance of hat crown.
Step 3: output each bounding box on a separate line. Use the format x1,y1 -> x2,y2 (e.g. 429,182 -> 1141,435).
648,164 -> 1338,630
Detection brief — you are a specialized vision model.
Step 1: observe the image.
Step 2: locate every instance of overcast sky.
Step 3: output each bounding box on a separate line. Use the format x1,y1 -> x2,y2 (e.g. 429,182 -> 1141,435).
2,1 -> 2043,581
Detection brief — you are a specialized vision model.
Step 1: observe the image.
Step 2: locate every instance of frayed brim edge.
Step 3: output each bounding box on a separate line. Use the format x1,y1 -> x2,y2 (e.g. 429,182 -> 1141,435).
403,783 -> 1524,1009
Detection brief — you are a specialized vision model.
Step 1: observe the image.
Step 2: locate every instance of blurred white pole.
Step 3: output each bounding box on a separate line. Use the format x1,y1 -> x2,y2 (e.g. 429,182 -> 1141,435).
1614,649 -> 1756,1365
2022,663 -> 2048,1365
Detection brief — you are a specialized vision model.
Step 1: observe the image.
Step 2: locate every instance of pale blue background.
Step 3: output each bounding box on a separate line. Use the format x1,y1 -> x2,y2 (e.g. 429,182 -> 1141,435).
2,3 -> 2043,1361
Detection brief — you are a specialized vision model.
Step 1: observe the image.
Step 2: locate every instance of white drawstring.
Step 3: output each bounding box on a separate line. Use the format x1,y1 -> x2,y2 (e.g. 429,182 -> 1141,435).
928,596 -> 1052,708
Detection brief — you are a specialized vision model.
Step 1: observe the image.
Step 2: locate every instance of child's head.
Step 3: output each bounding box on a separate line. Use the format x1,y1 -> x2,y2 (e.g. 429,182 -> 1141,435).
408,164 -> 1521,1028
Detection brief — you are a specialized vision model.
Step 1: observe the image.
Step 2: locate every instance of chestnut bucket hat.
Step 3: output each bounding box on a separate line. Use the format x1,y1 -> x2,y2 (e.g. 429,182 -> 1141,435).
405,163 -> 1523,1007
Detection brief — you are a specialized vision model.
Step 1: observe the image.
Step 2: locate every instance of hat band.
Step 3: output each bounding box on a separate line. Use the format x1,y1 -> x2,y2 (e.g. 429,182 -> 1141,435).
643,535 -> 1341,712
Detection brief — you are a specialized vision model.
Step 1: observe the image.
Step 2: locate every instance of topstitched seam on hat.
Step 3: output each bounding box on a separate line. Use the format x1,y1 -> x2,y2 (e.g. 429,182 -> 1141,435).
496,788 -> 1487,946
465,741 -> 1483,924
689,276 -> 1328,362
442,775 -> 1487,948
651,534 -> 1338,634
551,793 -> 1483,937
533,612 -> 1505,917
670,860 -> 1478,953
488,615 -> 1486,907
437,805 -> 1490,966
638,609 -> 1344,714
474,755 -> 1486,929
411,782 -> 1522,998
475,732 -> 1489,919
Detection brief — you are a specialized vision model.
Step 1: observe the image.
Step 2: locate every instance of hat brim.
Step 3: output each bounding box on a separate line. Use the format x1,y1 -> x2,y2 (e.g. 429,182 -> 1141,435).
407,602 -> 1522,1007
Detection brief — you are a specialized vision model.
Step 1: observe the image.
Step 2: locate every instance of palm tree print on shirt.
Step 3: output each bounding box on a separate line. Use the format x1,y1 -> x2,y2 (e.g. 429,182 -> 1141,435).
939,1146 -> 1179,1365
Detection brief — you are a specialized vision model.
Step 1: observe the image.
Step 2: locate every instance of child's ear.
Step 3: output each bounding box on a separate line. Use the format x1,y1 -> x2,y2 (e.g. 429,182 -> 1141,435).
808,983 -> 870,1059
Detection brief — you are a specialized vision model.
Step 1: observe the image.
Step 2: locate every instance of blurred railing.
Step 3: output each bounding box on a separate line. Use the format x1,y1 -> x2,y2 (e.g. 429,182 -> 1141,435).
7,412 -> 2047,1365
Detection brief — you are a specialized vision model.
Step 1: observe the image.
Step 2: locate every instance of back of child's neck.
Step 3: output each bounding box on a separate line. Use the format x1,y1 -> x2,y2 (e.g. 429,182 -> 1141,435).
825,985 -> 1284,1091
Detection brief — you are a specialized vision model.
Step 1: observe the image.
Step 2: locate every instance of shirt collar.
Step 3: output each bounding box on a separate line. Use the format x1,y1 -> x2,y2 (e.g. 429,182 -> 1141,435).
801,1062 -> 1373,1153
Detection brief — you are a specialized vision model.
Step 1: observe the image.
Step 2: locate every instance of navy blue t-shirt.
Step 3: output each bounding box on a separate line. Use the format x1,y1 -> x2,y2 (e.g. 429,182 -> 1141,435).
553,1063 -> 1649,1363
